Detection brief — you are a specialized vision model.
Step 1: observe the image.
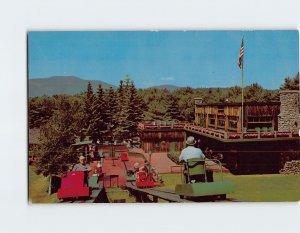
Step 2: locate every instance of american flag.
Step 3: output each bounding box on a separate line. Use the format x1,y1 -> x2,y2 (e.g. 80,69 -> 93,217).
238,37 -> 244,69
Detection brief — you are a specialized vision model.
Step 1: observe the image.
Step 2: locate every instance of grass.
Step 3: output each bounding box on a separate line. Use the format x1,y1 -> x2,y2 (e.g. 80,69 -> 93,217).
106,188 -> 135,203
29,165 -> 300,203
29,166 -> 58,203
161,172 -> 300,202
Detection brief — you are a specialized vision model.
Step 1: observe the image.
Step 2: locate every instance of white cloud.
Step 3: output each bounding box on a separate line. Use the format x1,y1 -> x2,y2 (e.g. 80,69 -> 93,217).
160,77 -> 174,81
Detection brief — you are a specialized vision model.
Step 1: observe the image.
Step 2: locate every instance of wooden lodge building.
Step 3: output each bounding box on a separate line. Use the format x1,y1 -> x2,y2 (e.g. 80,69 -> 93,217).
140,90 -> 300,174
194,98 -> 280,133
140,123 -> 186,153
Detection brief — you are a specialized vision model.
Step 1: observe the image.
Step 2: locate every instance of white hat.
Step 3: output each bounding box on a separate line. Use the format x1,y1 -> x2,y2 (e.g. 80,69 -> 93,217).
186,136 -> 196,146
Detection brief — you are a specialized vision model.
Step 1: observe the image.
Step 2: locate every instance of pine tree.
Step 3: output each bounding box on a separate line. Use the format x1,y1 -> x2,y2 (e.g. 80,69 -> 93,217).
127,81 -> 144,138
280,72 -> 299,90
113,80 -> 130,141
165,94 -> 183,121
106,87 -> 117,142
83,82 -> 95,137
90,84 -> 108,143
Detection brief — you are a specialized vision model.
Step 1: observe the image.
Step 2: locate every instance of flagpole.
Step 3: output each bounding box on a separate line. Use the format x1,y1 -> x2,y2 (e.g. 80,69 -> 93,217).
241,35 -> 244,134
241,61 -> 244,133
238,35 -> 244,134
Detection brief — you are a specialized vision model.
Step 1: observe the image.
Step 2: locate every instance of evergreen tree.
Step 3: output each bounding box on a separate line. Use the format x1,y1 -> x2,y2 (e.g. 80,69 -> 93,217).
280,73 -> 299,90
83,82 -> 95,137
127,81 -> 144,138
164,94 -> 183,121
90,84 -> 108,143
113,80 -> 130,141
106,87 -> 117,142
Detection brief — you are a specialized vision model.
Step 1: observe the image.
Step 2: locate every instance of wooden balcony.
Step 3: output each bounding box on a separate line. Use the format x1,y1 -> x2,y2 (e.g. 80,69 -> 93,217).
184,124 -> 299,142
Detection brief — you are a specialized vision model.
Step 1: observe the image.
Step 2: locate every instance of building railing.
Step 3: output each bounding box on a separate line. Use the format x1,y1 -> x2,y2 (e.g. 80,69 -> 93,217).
139,122 -> 299,140
139,122 -> 186,130
184,124 -> 299,140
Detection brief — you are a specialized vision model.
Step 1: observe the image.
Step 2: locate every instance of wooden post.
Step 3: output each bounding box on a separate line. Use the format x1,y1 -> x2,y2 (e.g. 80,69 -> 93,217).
48,175 -> 52,195
225,116 -> 229,131
237,109 -> 242,133
205,114 -> 209,129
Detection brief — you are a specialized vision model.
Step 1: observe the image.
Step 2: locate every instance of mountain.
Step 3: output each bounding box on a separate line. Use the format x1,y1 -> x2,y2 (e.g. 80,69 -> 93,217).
29,76 -> 116,97
145,84 -> 181,91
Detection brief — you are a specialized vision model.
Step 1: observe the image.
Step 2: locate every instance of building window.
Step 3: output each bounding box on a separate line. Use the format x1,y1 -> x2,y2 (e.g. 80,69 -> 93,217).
217,116 -> 225,129
247,116 -> 273,131
199,114 -> 206,127
228,116 -> 238,131
208,114 -> 216,128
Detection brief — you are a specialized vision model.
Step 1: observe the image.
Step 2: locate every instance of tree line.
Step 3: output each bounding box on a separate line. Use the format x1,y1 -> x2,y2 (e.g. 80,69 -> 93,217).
29,72 -> 299,130
31,78 -> 145,178
29,73 -> 299,180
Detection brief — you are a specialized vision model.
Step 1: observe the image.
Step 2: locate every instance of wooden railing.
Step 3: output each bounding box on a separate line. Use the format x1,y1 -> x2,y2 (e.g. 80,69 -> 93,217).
139,123 -> 299,140
139,123 -> 186,130
184,124 -> 299,140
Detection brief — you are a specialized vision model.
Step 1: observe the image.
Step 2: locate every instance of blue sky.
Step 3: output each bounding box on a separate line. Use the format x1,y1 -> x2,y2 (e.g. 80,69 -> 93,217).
28,31 -> 299,89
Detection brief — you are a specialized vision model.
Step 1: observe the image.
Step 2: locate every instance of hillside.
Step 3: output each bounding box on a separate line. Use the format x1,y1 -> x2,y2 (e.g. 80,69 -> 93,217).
146,84 -> 181,91
29,76 -> 116,97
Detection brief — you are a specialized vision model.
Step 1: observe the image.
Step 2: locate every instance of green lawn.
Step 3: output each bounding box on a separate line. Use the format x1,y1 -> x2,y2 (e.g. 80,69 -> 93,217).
29,166 -> 58,203
161,172 -> 300,202
106,188 -> 136,203
29,166 -> 300,203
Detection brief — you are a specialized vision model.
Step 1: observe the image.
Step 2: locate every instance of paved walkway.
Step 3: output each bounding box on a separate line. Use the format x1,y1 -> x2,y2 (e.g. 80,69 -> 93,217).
150,153 -> 179,174
129,150 -> 230,173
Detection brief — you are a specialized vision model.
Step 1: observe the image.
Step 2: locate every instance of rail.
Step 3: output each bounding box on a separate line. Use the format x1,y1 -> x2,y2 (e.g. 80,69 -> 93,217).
126,182 -> 193,203
139,123 -> 186,130
184,124 -> 299,141
58,185 -> 103,203
205,159 -> 224,181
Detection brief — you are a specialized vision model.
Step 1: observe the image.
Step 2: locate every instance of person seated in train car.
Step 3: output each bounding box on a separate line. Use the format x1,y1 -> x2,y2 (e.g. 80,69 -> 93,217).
179,136 -> 206,162
133,162 -> 140,174
179,136 -> 214,183
73,155 -> 92,172
133,161 -> 148,177
73,155 -> 92,185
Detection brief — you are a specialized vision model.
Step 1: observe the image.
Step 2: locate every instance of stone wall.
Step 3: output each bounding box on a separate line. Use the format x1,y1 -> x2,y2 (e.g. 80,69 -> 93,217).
278,90 -> 300,132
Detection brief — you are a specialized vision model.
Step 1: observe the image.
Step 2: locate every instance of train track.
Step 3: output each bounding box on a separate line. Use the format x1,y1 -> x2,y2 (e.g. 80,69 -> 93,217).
126,182 -> 239,203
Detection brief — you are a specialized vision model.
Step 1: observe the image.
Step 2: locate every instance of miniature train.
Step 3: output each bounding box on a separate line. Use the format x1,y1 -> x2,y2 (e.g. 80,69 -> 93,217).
175,158 -> 235,200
